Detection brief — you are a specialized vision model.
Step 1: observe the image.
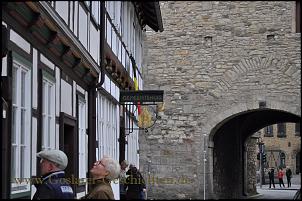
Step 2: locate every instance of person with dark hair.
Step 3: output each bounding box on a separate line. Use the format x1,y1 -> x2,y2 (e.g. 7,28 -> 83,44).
268,167 -> 275,188
278,168 -> 286,188
285,166 -> 292,187
119,160 -> 129,200
125,165 -> 146,200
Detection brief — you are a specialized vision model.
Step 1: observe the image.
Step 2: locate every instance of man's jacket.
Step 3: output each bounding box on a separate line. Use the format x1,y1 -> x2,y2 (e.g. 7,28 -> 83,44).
32,171 -> 74,199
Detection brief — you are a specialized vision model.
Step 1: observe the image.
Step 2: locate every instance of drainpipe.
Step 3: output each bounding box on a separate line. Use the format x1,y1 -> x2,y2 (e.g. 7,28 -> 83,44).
96,1 -> 105,88
88,1 -> 105,192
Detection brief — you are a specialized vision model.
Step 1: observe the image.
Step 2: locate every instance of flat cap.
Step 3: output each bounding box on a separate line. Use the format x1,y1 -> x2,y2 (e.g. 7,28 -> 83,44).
37,149 -> 68,170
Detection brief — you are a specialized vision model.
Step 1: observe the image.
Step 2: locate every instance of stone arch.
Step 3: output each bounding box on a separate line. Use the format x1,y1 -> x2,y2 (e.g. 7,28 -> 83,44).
204,99 -> 300,199
209,55 -> 301,99
205,99 -> 301,142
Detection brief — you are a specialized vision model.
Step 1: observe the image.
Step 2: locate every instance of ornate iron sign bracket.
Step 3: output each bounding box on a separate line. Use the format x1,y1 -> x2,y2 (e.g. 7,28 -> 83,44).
120,90 -> 164,134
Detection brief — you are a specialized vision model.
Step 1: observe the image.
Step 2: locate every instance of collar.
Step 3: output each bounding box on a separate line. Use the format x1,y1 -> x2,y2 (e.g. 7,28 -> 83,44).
42,170 -> 65,182
33,171 -> 65,187
93,178 -> 111,185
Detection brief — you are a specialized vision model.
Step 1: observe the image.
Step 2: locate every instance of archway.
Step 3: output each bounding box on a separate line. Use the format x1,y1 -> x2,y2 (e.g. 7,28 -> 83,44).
209,108 -> 300,199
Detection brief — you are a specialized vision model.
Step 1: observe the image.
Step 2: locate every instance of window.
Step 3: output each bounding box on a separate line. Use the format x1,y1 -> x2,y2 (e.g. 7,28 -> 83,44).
91,1 -> 100,25
11,59 -> 31,193
279,152 -> 286,169
74,1 -> 79,37
122,2 -> 129,46
106,16 -> 112,48
124,106 -> 139,167
97,93 -> 119,161
78,97 -> 87,180
79,4 -> 88,49
264,125 -> 273,137
42,74 -> 55,150
114,1 -> 122,32
84,1 -> 90,9
55,1 -> 69,25
48,1 -> 55,7
277,123 -> 286,137
295,122 -> 300,136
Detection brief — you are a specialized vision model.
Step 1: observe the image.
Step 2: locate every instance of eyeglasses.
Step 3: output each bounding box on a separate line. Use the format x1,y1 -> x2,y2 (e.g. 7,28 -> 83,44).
40,158 -> 49,164
94,160 -> 105,167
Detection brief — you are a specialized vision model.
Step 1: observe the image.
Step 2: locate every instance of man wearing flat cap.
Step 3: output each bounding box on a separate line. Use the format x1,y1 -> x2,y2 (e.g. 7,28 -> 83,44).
32,149 -> 74,199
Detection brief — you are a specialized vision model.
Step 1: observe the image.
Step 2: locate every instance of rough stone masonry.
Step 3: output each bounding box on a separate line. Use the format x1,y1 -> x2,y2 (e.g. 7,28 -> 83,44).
140,1 -> 300,199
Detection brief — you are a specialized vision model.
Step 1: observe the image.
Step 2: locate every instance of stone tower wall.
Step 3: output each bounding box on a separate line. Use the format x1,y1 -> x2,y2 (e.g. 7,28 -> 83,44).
141,1 -> 300,199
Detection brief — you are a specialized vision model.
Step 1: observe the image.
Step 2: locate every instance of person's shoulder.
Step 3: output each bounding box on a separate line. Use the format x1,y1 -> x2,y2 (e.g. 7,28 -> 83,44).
34,184 -> 56,199
91,185 -> 114,199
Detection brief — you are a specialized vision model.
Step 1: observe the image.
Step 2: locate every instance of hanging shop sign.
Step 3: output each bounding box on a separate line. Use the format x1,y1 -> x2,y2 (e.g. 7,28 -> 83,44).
120,90 -> 164,103
120,90 -> 164,133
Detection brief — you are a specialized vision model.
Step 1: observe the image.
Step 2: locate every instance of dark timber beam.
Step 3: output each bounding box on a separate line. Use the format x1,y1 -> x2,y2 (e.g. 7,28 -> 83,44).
46,31 -> 59,49
27,12 -> 42,33
72,58 -> 82,69
60,45 -> 72,64
81,68 -> 91,79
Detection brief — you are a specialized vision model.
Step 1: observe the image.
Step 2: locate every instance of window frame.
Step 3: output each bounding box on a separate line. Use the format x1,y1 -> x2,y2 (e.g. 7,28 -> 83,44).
277,123 -> 286,138
96,93 -> 119,161
54,1 -> 70,26
11,58 -> 32,195
41,72 -> 56,151
264,125 -> 273,137
78,2 -> 89,50
78,95 -> 88,180
90,1 -> 100,27
295,122 -> 300,136
279,152 -> 286,168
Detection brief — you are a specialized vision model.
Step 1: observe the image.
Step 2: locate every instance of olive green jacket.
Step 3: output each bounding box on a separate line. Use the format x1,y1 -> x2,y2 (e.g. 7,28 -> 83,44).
82,179 -> 114,200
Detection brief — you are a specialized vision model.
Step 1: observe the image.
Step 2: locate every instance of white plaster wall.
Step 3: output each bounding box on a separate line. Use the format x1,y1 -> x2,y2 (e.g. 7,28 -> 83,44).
10,29 -> 30,54
56,123 -> 60,149
61,79 -> 72,115
32,49 -> 38,109
40,54 -> 55,70
31,117 -> 37,176
55,67 -> 60,117
55,1 -> 69,25
89,23 -> 99,64
31,117 -> 37,199
73,81 -> 76,117
76,84 -> 85,95
1,56 -> 7,76
111,182 -> 120,200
